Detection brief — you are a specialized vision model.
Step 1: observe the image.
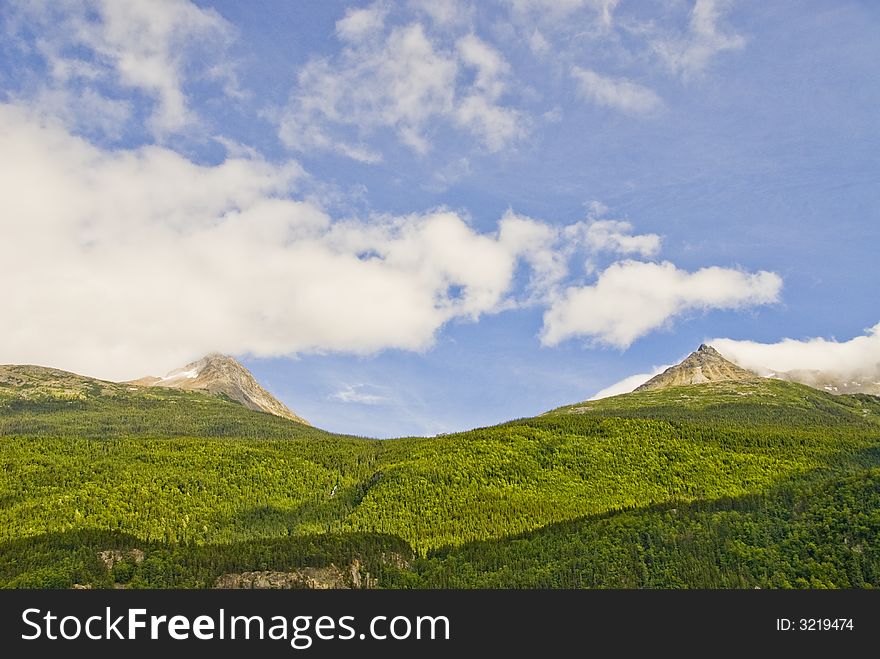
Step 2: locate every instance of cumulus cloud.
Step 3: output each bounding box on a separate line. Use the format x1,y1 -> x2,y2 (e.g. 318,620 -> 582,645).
711,323 -> 880,380
653,0 -> 745,79
0,103 -> 576,381
541,261 -> 782,348
1,101 -> 777,379
497,210 -> 570,300
279,20 -> 525,160
571,67 -> 662,115
0,103 -> 782,377
5,0 -> 236,138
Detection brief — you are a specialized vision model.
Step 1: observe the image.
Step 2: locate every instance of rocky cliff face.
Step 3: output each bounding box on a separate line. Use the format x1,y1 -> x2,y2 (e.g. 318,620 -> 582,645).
634,344 -> 759,392
214,561 -> 372,589
129,353 -> 309,425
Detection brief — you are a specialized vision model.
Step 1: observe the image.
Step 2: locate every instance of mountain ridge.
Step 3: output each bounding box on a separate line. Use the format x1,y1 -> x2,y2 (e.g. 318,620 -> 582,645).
0,364 -> 124,399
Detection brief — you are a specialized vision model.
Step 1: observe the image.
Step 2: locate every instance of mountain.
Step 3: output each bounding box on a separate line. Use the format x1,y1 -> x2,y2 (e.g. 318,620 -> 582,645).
2,366 -> 878,589
633,344 -> 759,392
129,354 -> 309,425
2,350 -> 880,588
624,343 -> 880,397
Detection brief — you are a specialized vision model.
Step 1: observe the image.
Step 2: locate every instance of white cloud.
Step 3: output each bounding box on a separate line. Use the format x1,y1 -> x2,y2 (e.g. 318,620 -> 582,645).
711,323 -> 880,380
6,0 -> 236,138
591,325 -> 880,402
571,67 -> 662,115
541,260 -> 782,348
568,219 -> 662,258
590,364 -> 671,399
0,103 -> 564,381
498,210 -> 569,299
453,34 -> 525,150
501,210 -> 668,299
331,384 -> 391,405
279,22 -> 525,160
653,0 -> 745,79
336,4 -> 388,42
457,33 -> 509,98
0,89 -> 783,380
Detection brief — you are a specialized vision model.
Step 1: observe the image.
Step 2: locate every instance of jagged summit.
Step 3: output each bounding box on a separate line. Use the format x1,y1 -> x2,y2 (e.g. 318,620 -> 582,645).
634,344 -> 759,392
129,354 -> 309,425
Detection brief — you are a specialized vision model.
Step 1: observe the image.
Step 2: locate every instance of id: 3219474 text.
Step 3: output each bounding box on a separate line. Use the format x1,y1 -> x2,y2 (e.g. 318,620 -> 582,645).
776,618 -> 854,631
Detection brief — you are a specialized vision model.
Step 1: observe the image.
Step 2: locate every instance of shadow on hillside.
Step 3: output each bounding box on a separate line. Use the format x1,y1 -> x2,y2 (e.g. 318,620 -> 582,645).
214,472 -> 384,535
416,464 -> 880,588
427,455 -> 880,556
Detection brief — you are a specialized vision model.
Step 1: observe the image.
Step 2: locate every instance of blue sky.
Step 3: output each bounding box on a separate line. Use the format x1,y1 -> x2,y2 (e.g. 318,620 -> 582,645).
1,0 -> 878,437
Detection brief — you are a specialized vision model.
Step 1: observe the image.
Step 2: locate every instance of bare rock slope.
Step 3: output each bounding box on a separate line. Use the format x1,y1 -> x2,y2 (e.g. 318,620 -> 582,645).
635,344 -> 760,392
130,354 -> 309,425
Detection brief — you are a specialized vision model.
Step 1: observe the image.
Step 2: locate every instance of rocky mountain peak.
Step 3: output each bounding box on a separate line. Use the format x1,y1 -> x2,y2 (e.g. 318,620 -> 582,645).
129,354 -> 309,425
634,344 -> 759,392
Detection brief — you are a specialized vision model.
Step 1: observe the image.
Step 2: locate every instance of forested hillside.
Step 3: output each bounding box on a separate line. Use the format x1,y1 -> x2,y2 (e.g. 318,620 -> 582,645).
1,367 -> 878,588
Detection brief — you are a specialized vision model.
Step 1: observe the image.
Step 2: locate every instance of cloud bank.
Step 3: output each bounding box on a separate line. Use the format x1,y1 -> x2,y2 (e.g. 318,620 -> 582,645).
712,323 -> 880,380
593,323 -> 880,401
0,103 -> 559,380
0,101 -> 781,381
0,1 -> 775,383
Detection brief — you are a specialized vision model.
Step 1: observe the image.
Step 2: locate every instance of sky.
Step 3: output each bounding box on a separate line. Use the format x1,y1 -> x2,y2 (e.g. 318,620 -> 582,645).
1,0 -> 878,437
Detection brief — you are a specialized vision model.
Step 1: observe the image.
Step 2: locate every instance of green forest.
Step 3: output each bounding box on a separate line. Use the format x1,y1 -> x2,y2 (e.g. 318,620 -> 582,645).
1,367 -> 879,588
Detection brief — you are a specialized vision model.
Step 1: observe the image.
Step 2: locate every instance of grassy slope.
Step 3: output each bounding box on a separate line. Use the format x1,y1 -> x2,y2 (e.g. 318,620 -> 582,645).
1,369 -> 879,587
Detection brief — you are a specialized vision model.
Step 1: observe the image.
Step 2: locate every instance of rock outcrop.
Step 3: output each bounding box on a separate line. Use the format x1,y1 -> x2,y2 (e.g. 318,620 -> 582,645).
214,561 -> 373,589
